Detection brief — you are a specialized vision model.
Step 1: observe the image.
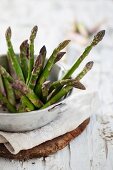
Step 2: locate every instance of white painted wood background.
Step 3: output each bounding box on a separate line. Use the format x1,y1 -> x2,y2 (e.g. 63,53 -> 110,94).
0,0 -> 113,169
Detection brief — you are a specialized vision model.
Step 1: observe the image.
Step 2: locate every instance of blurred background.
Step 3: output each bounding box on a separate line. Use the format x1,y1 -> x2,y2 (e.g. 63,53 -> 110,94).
0,0 -> 111,54
0,0 -> 113,113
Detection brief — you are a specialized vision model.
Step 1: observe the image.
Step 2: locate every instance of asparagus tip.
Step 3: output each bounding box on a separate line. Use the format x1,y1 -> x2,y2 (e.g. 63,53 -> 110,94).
73,81 -> 86,90
5,27 -> 12,40
57,40 -> 71,51
86,61 -> 94,70
20,39 -> 28,50
92,30 -> 105,46
35,54 -> 42,67
30,25 -> 38,41
65,39 -> 71,43
40,45 -> 47,55
61,39 -> 71,46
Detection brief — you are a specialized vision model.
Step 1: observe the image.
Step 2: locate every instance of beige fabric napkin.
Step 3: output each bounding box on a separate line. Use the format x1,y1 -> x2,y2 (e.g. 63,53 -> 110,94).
0,90 -> 99,154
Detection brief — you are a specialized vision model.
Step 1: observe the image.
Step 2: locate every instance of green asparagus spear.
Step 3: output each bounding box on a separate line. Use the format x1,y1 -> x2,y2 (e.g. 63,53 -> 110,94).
28,53 -> 43,90
7,50 -> 21,99
0,91 -> 16,113
41,81 -> 85,109
18,96 -> 35,112
75,61 -> 94,81
27,26 -> 38,84
5,27 -> 25,81
50,78 -> 73,92
7,51 -> 17,79
35,40 -> 70,95
3,78 -> 16,105
12,80 -> 43,108
28,46 -> 46,90
20,40 -> 29,81
63,30 -> 105,79
42,81 -> 51,102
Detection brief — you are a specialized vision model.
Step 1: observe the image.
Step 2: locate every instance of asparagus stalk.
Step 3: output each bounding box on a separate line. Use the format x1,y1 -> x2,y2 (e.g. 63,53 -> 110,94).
35,40 -> 70,95
54,52 -> 66,63
0,91 -> 16,113
27,26 -> 38,84
41,81 -> 85,109
50,78 -> 73,92
42,81 -> 51,102
18,96 -> 35,112
7,51 -> 17,79
20,40 -> 29,81
5,53 -> 22,100
75,61 -> 94,81
12,80 -> 43,108
5,27 -> 25,81
28,53 -> 43,90
63,30 -> 105,79
3,78 -> 16,105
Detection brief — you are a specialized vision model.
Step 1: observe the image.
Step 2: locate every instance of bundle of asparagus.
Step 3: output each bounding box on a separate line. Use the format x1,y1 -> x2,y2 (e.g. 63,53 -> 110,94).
0,26 -> 105,113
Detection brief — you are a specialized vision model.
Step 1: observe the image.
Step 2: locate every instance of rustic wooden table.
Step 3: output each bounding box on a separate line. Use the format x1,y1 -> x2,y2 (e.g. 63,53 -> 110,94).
0,0 -> 113,169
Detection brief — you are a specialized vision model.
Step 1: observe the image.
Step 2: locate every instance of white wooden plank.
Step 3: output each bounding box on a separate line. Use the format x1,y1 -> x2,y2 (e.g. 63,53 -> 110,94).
0,0 -> 113,169
44,147 -> 71,170
69,127 -> 90,170
0,158 -> 45,170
